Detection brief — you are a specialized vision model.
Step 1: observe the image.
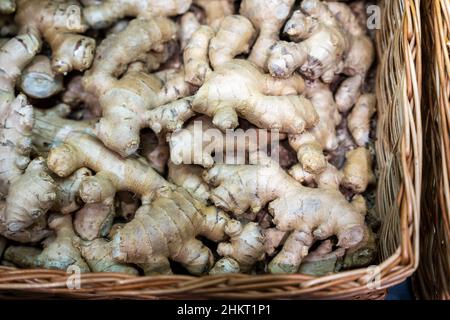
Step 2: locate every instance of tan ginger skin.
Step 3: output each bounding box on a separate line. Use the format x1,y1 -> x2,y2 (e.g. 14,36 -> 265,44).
203,154 -> 367,273
288,80 -> 341,174
15,0 -> 95,74
179,12 -> 201,50
184,15 -> 256,86
193,59 -> 317,133
45,128 -> 231,275
83,0 -> 192,29
347,94 -> 377,147
240,0 -> 295,70
193,0 -> 235,28
168,161 -> 210,203
83,17 -> 196,157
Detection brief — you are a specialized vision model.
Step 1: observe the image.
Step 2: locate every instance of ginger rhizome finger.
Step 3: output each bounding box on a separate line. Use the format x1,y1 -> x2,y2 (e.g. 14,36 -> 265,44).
193,0 -> 235,28
168,161 -> 210,203
193,59 -> 317,132
184,15 -> 255,86
267,0 -> 348,80
288,80 -> 341,173
240,0 -> 295,69
19,55 -> 63,99
203,155 -> 367,273
83,17 -> 196,156
179,11 -> 201,50
78,238 -> 138,274
73,203 -> 115,241
15,0 -> 95,73
347,93 -> 376,146
83,0 -> 192,29
46,130 -> 231,275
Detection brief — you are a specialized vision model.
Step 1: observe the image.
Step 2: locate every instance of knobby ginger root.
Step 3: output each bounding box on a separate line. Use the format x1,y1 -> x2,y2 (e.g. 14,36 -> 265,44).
35,214 -> 89,272
179,11 -> 201,50
347,94 -> 376,146
288,80 -> 341,173
73,203 -> 115,241
193,0 -> 235,28
19,55 -> 63,99
3,245 -> 41,268
83,0 -> 192,29
184,15 -> 255,86
204,154 -> 367,273
268,0 -> 348,81
62,75 -> 101,118
298,239 -> 345,275
83,17 -> 196,156
168,161 -> 210,203
15,0 -> 95,73
209,257 -> 240,274
193,59 -> 317,133
240,0 -> 295,70
46,130 -> 231,275
140,131 -> 170,174
78,238 -> 139,274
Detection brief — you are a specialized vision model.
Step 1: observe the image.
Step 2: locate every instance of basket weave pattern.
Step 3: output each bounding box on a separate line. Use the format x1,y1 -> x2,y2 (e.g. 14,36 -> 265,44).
414,0 -> 450,300
0,0 -> 422,299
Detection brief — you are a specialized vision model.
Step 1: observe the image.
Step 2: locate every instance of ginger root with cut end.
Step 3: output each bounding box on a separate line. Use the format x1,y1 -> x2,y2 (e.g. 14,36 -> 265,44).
168,161 -> 210,203
19,55 -> 63,99
35,214 -> 90,272
268,0 -> 348,81
15,0 -> 95,74
341,147 -> 375,194
193,0 -> 235,28
78,238 -> 139,274
73,203 -> 115,241
298,239 -> 345,276
3,245 -> 41,268
83,0 -> 192,29
216,220 -> 265,273
204,155 -> 366,273
0,0 -> 15,14
347,93 -> 376,146
193,59 -> 317,133
83,17 -> 197,156
209,257 -> 240,275
184,15 -> 255,86
240,0 -> 295,69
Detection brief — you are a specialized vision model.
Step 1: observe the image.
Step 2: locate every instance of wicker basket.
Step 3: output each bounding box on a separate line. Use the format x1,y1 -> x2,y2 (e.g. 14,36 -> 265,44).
0,0 -> 422,299
413,0 -> 450,300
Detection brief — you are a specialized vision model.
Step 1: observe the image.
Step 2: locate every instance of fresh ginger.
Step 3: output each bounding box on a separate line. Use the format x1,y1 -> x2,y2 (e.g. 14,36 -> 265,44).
168,161 -> 210,203
62,75 -> 101,118
240,0 -> 295,69
193,0 -> 235,28
347,94 -> 376,146
184,15 -> 255,86
3,245 -> 41,268
193,59 -> 317,133
73,203 -> 115,241
19,55 -> 63,99
15,0 -> 95,73
140,131 -> 170,174
83,17 -> 196,156
203,154 -> 367,273
83,0 -> 192,29
179,11 -> 201,50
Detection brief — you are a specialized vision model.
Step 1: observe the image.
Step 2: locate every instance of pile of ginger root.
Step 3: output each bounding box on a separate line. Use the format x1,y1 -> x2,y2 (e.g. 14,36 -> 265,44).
0,0 -> 380,277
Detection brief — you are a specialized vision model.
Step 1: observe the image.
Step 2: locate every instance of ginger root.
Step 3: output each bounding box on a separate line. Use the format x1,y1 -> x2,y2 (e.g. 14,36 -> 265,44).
0,0 -> 15,14
168,161 -> 210,203
347,94 -> 376,146
193,0 -> 235,28
15,0 -> 95,73
204,154 -> 367,273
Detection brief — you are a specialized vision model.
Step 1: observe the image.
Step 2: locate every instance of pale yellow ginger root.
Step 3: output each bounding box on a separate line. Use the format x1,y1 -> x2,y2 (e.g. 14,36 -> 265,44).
0,158 -> 56,234
334,74 -> 363,113
0,0 -> 15,14
62,75 -> 101,118
209,257 -> 240,275
179,11 -> 201,50
83,0 -> 192,29
240,0 -> 295,69
19,55 -> 63,99
140,131 -> 170,174
35,214 -> 90,272
204,155 -> 367,273
168,161 -> 210,203
45,131 -> 231,274
15,0 -> 95,73
83,17 -> 197,156
184,15 -> 255,86
193,59 -> 317,133
3,245 -> 41,268
78,238 -> 139,274
216,220 -> 265,272
73,203 -> 115,241
268,0 -> 348,81
193,0 -> 235,28
289,163 -> 342,190
347,94 -> 376,146
341,147 -> 375,194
